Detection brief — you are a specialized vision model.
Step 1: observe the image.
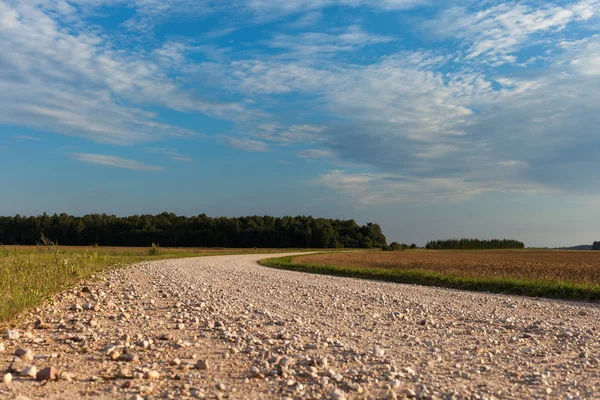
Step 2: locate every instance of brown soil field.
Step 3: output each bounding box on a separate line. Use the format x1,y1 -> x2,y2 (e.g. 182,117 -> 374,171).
293,250 -> 600,285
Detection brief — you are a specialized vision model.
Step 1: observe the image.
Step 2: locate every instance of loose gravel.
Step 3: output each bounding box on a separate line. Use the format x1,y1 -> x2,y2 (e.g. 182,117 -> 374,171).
2,253 -> 600,399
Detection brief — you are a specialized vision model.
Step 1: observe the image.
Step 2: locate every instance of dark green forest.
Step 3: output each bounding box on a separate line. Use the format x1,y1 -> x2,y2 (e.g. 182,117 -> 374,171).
0,213 -> 387,249
425,238 -> 525,250
593,241 -> 600,250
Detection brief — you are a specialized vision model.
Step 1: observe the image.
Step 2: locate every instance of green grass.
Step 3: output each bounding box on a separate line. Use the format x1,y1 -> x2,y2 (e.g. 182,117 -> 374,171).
0,245 -> 316,325
259,255 -> 600,301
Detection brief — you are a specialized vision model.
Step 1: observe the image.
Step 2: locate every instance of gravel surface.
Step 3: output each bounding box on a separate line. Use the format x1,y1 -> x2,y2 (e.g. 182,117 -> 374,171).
2,253 -> 600,399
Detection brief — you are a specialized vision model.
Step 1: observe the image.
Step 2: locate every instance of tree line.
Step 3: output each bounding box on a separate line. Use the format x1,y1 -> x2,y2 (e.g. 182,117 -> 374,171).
0,213 -> 387,249
425,238 -> 525,250
593,242 -> 600,250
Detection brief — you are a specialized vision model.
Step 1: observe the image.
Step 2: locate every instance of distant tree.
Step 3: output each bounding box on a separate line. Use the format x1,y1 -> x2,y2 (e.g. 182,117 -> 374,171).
388,242 -> 402,251
410,243 -> 417,249
0,213 -> 387,249
425,238 -> 525,250
593,241 -> 600,251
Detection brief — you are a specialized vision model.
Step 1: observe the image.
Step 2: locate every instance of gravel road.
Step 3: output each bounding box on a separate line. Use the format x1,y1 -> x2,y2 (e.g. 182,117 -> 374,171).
2,253 -> 600,400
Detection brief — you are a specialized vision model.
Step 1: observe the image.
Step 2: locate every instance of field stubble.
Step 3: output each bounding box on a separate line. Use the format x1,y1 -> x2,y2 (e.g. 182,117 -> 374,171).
260,250 -> 600,300
295,250 -> 600,285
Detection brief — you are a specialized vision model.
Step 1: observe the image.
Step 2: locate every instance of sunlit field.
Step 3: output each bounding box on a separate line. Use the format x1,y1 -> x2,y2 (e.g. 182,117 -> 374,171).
261,250 -> 600,301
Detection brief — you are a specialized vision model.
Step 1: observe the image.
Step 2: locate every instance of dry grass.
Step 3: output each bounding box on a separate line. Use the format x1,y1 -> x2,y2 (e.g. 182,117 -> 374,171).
256,250 -> 600,300
293,250 -> 600,285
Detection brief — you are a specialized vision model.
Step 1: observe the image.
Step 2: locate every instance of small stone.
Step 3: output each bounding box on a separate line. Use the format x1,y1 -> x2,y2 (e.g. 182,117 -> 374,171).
0,343 -> 4,352
60,372 -> 74,381
177,323 -> 185,330
4,330 -> 19,340
118,368 -> 133,378
20,366 -> 38,378
15,348 -> 32,358
279,357 -> 294,367
139,385 -> 153,395
331,388 -> 347,400
216,382 -> 226,391
372,346 -> 385,358
3,373 -> 12,384
130,395 -> 144,400
118,353 -> 139,362
145,370 -> 160,380
36,367 -> 60,381
195,359 -> 209,370
34,319 -> 49,329
169,358 -> 181,366
405,389 -> 417,398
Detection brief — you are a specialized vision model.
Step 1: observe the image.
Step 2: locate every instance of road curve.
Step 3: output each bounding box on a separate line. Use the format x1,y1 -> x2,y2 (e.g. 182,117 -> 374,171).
2,253 -> 600,399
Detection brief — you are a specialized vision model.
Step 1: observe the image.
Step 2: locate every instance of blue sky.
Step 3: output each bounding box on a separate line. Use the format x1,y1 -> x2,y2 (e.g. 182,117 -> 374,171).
1,0 -> 600,247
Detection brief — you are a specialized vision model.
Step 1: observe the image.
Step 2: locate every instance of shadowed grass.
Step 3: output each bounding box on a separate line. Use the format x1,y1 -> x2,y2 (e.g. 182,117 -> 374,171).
259,255 -> 600,301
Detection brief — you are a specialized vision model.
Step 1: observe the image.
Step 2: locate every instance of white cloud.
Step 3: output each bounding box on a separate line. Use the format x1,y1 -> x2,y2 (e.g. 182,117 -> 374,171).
497,160 -> 528,168
0,0 -> 241,144
245,0 -> 428,18
566,35 -> 600,75
315,169 -> 550,205
72,153 -> 164,171
268,25 -> 394,57
13,135 -> 40,141
427,1 -> 600,65
253,124 -> 326,144
146,148 -> 194,163
298,149 -> 334,158
226,137 -> 270,152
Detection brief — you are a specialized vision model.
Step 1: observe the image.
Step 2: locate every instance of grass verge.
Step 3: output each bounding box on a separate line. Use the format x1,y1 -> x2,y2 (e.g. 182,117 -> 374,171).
259,255 -> 600,301
0,245 -> 316,325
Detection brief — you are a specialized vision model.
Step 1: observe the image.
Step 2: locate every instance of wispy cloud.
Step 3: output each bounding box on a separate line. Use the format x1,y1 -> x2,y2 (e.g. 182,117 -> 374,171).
298,149 -> 334,159
0,1 -> 241,145
72,153 -> 164,171
146,148 -> 194,163
13,135 -> 40,141
268,25 -> 394,57
225,137 -> 270,152
315,169 -> 551,205
426,1 -> 600,65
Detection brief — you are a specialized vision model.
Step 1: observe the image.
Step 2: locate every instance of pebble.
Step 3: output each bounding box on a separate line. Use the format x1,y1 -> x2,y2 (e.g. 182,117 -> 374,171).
195,359 -> 210,370
145,370 -> 160,379
331,388 -> 347,400
372,346 -> 385,358
36,367 -> 60,381
15,348 -> 32,358
3,373 -> 12,384
20,366 -> 37,378
118,353 -> 139,362
4,330 -> 19,340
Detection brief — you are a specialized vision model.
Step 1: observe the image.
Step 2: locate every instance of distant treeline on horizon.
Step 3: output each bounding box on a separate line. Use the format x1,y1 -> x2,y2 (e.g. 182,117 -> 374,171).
425,238 -> 525,250
0,213 -> 387,249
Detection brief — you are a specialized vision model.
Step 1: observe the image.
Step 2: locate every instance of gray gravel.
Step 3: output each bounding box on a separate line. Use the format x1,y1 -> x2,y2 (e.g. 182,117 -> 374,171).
2,253 -> 600,399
